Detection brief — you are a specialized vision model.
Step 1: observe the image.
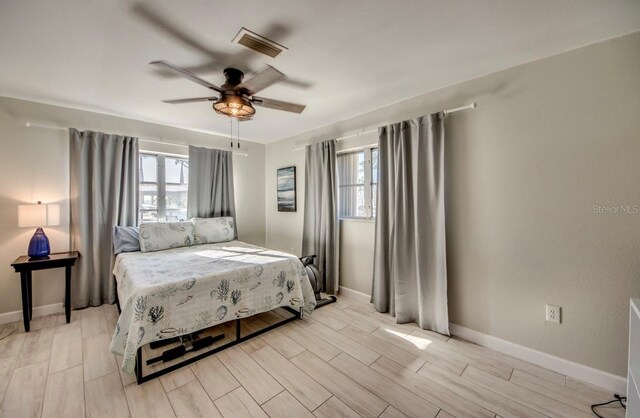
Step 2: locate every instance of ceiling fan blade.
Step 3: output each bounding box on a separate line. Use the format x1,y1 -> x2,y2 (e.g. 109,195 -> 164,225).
133,3 -> 229,63
252,96 -> 306,113
162,96 -> 217,104
150,60 -> 223,93
240,66 -> 286,95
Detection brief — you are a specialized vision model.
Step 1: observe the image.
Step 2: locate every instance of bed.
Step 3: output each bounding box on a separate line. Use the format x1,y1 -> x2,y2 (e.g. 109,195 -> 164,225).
109,240 -> 317,377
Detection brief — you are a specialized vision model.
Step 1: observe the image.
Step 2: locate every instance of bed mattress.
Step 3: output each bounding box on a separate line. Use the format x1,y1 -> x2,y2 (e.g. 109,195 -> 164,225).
109,240 -> 316,374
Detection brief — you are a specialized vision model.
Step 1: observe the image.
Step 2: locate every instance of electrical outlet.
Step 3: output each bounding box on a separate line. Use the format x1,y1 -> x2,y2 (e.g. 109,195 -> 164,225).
546,304 -> 561,324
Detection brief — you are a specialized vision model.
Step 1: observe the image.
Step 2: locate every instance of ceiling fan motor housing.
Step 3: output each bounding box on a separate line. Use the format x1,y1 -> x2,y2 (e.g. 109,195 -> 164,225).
221,67 -> 244,89
214,67 -> 255,118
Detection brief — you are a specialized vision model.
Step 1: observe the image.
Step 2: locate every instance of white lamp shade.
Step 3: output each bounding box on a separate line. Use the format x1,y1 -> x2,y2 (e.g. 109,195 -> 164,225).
18,203 -> 60,227
47,204 -> 60,226
18,204 -> 46,227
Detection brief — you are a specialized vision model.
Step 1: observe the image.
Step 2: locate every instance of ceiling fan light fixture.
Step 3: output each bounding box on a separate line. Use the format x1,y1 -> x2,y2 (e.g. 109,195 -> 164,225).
213,95 -> 255,119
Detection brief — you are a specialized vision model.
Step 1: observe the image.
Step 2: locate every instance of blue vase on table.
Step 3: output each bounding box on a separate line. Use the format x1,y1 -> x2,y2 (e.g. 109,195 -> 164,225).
28,227 -> 51,259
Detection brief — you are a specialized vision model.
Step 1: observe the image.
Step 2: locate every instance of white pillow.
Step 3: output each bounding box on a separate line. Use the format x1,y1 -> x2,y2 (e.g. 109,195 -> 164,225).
192,217 -> 235,244
139,222 -> 194,253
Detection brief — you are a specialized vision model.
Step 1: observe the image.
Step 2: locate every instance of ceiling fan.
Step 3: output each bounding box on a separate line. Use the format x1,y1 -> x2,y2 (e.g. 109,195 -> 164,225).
152,60 -> 306,119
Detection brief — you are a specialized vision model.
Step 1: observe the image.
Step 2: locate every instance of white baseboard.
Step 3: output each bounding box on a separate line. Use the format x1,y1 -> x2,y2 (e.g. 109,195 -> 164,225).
337,287 -> 626,394
0,302 -> 64,325
449,323 -> 627,395
338,286 -> 371,305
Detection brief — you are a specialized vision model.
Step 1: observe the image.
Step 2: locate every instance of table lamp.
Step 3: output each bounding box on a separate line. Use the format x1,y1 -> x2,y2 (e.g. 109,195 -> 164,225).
18,201 -> 60,259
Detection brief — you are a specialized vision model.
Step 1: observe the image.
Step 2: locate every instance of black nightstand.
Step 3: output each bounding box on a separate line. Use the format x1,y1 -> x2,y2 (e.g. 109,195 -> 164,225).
11,251 -> 79,332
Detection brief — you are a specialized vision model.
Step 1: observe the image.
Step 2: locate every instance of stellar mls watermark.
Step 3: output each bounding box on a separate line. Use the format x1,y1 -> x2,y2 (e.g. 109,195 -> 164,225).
592,204 -> 639,214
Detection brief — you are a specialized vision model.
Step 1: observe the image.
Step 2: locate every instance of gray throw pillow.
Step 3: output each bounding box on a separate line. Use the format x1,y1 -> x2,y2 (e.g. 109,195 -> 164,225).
113,226 -> 140,254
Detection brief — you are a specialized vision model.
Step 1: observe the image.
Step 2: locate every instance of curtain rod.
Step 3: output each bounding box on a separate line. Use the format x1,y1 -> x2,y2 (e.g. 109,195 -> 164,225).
292,102 -> 477,152
24,121 -> 249,157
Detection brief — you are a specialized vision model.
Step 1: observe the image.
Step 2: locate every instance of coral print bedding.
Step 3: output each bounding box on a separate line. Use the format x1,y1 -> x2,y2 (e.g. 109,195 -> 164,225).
109,240 -> 316,374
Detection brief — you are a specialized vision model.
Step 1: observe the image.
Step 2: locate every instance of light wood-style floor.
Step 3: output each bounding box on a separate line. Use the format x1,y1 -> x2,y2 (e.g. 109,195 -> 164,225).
0,294 -> 626,418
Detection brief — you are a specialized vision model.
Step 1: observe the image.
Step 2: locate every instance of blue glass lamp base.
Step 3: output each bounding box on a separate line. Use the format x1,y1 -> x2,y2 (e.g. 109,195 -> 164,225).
28,227 -> 51,260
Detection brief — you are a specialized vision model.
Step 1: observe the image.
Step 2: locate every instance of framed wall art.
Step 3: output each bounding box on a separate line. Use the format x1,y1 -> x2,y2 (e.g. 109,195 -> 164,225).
277,166 -> 296,212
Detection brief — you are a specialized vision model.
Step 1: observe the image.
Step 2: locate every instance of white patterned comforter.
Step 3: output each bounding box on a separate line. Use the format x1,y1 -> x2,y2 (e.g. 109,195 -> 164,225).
109,241 -> 316,374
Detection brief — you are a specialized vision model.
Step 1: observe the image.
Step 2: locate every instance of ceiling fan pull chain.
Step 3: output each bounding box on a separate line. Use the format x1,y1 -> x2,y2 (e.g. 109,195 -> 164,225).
237,118 -> 240,149
230,118 -> 233,148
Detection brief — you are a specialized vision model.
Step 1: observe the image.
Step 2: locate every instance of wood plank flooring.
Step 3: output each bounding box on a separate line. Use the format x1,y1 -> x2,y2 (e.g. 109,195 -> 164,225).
0,295 -> 626,418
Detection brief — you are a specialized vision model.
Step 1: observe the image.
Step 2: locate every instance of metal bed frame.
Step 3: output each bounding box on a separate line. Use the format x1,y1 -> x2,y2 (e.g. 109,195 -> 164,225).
135,306 -> 302,384
116,296 -> 303,384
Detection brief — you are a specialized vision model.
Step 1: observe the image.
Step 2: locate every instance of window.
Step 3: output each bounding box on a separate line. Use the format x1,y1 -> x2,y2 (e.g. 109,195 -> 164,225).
338,147 -> 378,218
139,153 -> 189,224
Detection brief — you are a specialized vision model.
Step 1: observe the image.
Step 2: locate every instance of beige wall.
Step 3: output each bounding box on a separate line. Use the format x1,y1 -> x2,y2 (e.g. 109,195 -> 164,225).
0,102 -> 70,315
265,32 -> 640,377
0,97 -> 266,316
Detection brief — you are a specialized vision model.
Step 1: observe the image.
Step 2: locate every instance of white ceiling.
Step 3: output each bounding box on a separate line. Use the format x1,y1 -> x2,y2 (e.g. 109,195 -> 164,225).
1,0 -> 639,144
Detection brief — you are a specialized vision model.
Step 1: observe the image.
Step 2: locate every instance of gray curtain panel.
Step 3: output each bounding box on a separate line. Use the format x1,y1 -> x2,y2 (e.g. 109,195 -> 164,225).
187,146 -> 237,236
372,113 -> 450,335
302,140 -> 339,294
69,129 -> 138,308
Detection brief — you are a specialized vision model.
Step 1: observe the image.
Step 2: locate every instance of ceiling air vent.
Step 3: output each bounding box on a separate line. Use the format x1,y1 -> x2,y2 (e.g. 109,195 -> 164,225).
232,27 -> 288,58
